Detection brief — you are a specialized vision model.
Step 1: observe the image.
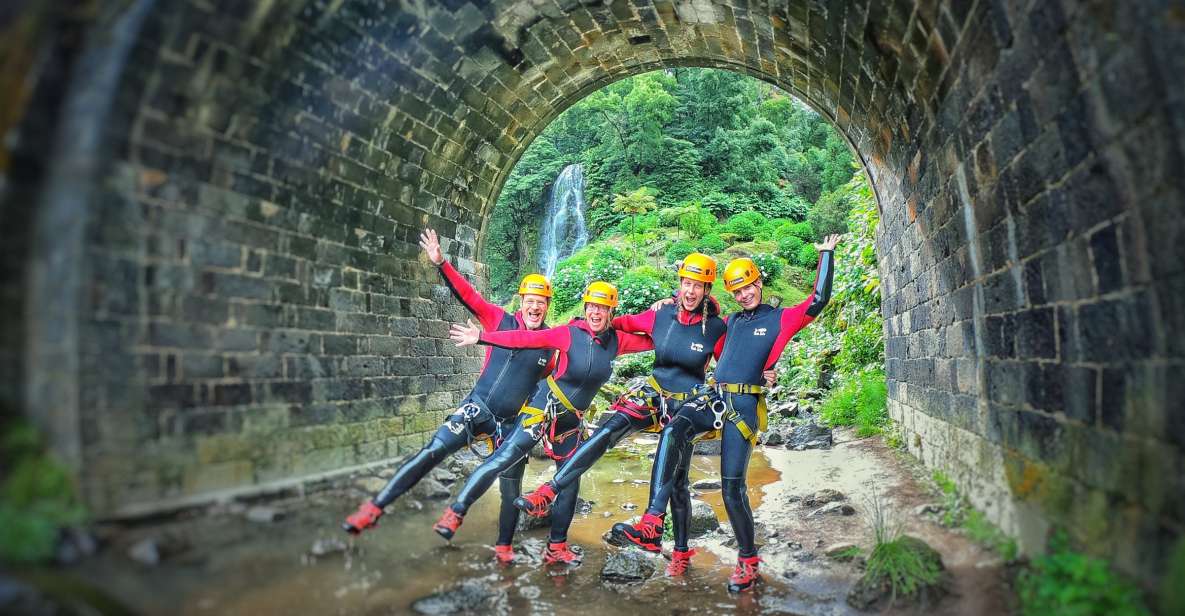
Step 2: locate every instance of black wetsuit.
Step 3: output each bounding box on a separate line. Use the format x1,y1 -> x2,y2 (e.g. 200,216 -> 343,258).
643,251 -> 834,557
448,318 -> 652,543
370,262 -> 552,546
548,301 -> 726,550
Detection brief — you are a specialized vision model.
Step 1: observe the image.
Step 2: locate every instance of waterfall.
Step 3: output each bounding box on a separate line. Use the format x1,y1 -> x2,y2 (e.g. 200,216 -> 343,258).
536,164 -> 589,278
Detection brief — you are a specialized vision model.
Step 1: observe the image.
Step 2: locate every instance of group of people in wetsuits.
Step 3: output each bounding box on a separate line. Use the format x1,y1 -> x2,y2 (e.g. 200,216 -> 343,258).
343,226 -> 839,593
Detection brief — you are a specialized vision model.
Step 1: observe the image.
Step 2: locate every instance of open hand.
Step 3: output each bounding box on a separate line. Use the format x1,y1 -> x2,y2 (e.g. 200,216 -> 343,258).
449,319 -> 480,347
419,228 -> 444,265
649,296 -> 675,311
763,369 -> 777,388
815,233 -> 842,252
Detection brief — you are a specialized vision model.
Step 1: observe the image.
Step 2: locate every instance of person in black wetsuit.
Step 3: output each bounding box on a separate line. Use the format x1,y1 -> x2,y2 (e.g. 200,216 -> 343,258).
512,253 -> 733,576
434,281 -> 652,566
342,228 -> 555,564
612,234 -> 840,592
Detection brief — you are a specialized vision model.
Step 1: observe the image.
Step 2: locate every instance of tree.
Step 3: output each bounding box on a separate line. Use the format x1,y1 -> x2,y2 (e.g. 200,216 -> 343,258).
612,187 -> 658,266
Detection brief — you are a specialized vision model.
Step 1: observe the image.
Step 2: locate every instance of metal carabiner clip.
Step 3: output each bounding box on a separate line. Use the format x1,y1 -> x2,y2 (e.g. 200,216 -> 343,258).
710,398 -> 727,430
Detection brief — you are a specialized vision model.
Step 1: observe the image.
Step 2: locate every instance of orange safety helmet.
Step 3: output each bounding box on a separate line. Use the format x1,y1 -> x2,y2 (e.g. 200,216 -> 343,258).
518,273 -> 553,298
678,252 -> 717,283
582,281 -> 619,308
722,258 -> 761,292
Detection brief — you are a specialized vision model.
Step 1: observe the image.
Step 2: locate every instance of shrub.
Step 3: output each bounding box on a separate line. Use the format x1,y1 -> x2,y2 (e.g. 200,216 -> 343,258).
0,421 -> 86,564
1018,532 -> 1149,616
665,239 -> 698,264
818,369 -> 887,437
796,242 -> 818,268
588,246 -> 627,282
678,207 -> 716,238
723,211 -> 768,241
613,352 -> 655,380
750,252 -> 784,284
697,234 -> 726,253
776,235 -> 805,260
617,269 -> 667,315
787,221 -> 815,242
551,260 -> 589,313
834,317 -> 885,375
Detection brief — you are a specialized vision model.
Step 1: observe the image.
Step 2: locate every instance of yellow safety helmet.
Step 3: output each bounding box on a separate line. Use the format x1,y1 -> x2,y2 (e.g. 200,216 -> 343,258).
678,252 -> 717,284
582,281 -> 619,308
518,273 -> 553,298
722,257 -> 761,292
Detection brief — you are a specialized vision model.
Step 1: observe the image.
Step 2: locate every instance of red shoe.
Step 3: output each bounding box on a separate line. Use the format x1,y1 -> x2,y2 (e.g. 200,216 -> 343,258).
542,541 -> 583,565
433,508 -> 464,540
610,513 -> 664,553
666,548 -> 696,576
342,501 -> 383,534
514,483 -> 558,517
494,544 -> 515,564
727,555 -> 762,593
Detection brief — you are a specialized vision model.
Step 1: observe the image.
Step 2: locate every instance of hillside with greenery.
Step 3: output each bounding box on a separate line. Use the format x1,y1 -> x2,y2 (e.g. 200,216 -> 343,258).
484,68 -> 886,433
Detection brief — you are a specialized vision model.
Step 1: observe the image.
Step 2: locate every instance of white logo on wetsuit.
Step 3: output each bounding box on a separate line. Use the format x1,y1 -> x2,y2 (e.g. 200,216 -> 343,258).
690,342 -> 704,352
753,328 -> 767,336
538,357 -> 547,366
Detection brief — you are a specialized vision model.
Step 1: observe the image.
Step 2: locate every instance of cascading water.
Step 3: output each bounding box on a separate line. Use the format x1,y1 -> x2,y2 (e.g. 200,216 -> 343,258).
537,164 -> 589,278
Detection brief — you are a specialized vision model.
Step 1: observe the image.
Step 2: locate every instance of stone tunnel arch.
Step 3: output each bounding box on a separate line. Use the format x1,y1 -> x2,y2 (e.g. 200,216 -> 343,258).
3,0 -> 1182,583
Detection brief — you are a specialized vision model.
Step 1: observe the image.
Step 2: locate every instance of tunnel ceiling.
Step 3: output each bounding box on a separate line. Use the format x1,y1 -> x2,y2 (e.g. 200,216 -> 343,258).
3,0 -> 1183,582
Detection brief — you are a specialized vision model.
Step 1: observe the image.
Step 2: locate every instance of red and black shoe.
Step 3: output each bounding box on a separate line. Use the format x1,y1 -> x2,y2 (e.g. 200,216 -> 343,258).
727,555 -> 762,593
432,507 -> 464,540
494,544 -> 515,564
666,547 -> 696,576
610,512 -> 664,553
342,501 -> 383,535
514,483 -> 558,517
542,541 -> 583,565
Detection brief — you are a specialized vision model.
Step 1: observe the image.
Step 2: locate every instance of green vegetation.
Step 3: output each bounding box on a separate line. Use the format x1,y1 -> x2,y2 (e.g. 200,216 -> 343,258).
858,490 -> 944,605
0,420 -> 86,564
930,470 -> 1018,561
818,369 -> 888,437
1017,532 -> 1149,616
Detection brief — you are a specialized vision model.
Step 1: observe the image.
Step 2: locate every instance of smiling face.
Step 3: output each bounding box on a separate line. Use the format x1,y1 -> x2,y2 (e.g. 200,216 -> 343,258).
584,302 -> 612,333
678,277 -> 708,313
520,294 -> 549,329
732,279 -> 763,310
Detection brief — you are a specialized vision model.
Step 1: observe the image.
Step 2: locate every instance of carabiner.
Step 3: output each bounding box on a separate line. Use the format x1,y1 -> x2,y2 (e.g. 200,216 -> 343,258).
710,398 -> 727,430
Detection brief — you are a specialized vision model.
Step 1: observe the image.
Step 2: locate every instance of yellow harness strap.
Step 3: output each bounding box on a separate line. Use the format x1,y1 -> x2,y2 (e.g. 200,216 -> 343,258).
694,382 -> 768,444
519,405 -> 549,427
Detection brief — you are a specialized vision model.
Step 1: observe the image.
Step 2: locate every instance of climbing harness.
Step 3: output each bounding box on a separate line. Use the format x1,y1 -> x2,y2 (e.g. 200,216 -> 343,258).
519,376 -> 591,461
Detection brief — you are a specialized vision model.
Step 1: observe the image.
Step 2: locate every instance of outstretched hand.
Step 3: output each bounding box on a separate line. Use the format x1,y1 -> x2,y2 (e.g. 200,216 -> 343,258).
815,233 -> 842,252
449,319 -> 481,347
419,228 -> 444,265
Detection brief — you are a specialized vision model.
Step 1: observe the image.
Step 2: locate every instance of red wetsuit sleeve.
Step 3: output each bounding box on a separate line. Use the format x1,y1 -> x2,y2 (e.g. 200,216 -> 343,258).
479,324 -> 572,351
438,262 -> 505,331
712,314 -> 730,360
764,301 -> 814,369
611,310 -> 658,335
615,330 -> 655,356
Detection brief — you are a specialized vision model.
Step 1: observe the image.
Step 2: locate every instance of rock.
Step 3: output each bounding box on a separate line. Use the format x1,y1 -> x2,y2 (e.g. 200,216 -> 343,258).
529,442 -> 550,460
692,439 -> 721,455
630,479 -> 649,485
516,509 -> 550,532
310,537 -> 348,557
691,478 -> 721,490
128,538 -> 160,566
620,502 -> 638,511
429,467 -> 458,485
405,499 -> 423,511
826,543 -> 860,561
600,550 -> 658,584
377,467 -> 396,479
55,527 -> 98,565
768,400 -> 800,419
576,498 -> 595,515
847,536 -> 947,610
447,454 -> 482,478
355,477 -> 387,493
788,541 -> 803,551
787,422 -> 833,449
410,477 -> 451,500
411,580 -> 506,615
803,489 -> 846,507
760,430 -> 785,446
611,478 -> 626,484
688,500 -> 720,536
810,502 -> 856,517
246,506 -> 282,523
793,551 -> 816,562
914,503 -> 943,516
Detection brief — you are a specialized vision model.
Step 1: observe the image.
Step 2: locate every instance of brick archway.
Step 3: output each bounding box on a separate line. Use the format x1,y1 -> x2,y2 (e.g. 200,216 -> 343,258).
2,0 -> 1181,579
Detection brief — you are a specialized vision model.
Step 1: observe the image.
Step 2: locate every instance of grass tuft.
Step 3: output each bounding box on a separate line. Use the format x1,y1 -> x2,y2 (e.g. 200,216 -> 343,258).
818,369 -> 887,437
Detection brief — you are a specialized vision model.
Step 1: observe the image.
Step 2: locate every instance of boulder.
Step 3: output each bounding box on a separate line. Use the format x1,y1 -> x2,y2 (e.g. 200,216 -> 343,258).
355,477 -> 387,493
429,467 -> 458,485
600,550 -> 658,584
692,439 -> 721,455
691,478 -> 721,490
787,422 -> 833,449
847,536 -> 947,610
127,539 -> 160,566
245,505 -> 282,523
810,502 -> 856,517
411,580 -> 506,615
410,477 -> 451,500
803,489 -> 846,507
688,500 -> 720,536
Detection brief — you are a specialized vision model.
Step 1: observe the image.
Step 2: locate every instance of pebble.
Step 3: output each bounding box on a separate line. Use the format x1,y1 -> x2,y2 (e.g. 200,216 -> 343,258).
246,506 -> 282,523
621,503 -> 638,511
128,538 -> 160,566
809,502 -> 856,517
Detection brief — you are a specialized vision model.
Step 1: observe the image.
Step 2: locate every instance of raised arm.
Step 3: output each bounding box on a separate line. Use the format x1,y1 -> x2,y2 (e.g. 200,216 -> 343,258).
480,324 -> 572,351
611,309 -> 658,335
422,228 -> 505,331
765,238 -> 839,368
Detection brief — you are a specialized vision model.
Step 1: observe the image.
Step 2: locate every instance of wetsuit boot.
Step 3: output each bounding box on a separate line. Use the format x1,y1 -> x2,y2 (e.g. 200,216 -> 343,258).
727,555 -> 762,593
433,506 -> 464,540
542,541 -> 582,565
494,544 -> 515,564
666,548 -> 696,576
514,482 -> 558,517
610,512 -> 664,553
342,501 -> 383,534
